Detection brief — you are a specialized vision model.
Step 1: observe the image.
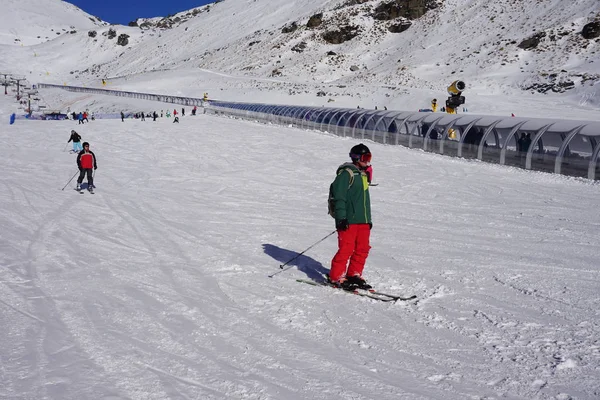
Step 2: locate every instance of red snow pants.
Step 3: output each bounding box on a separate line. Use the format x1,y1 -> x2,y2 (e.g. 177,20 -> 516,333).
330,223 -> 371,282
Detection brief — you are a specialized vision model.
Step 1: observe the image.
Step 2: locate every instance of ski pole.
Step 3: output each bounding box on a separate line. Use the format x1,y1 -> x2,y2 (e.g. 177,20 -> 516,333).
61,170 -> 79,191
63,143 -> 69,152
268,230 -> 336,278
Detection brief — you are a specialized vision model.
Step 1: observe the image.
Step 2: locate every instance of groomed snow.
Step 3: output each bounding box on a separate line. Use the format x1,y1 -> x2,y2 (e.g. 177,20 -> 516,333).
1,0 -> 600,398
1,109 -> 599,399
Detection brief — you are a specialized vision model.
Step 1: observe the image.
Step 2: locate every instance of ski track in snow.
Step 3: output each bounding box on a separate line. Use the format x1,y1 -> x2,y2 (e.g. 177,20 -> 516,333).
0,113 -> 599,400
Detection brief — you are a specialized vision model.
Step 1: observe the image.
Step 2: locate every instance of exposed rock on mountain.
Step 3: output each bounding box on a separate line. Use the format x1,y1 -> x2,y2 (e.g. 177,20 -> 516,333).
306,13 -> 324,28
581,20 -> 600,39
117,34 -> 130,46
518,32 -> 546,50
322,25 -> 362,44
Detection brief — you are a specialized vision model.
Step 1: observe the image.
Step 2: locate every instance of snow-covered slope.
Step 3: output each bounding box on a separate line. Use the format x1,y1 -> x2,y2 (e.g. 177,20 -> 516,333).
0,0 -> 106,46
2,4 -> 600,399
1,0 -> 599,116
1,92 -> 600,399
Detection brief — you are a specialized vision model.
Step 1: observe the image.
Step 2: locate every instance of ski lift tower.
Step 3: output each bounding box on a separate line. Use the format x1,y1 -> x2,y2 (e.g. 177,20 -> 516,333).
27,89 -> 39,116
0,72 -> 11,95
11,75 -> 26,100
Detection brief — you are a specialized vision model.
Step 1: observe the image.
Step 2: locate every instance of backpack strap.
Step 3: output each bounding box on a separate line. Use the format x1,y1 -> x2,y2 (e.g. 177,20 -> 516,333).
329,167 -> 356,218
339,167 -> 354,188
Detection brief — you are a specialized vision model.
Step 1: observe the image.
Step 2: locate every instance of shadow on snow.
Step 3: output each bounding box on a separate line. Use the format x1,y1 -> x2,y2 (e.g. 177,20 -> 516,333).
262,244 -> 329,282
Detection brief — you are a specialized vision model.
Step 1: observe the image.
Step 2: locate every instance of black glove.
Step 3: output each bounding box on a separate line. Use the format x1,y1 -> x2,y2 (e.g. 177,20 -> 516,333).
336,219 -> 349,231
94,167 -> 97,170
369,222 -> 373,230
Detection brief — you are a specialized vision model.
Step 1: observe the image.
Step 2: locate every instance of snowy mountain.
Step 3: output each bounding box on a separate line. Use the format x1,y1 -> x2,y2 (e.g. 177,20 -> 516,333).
0,0 -> 106,46
1,0 -> 600,117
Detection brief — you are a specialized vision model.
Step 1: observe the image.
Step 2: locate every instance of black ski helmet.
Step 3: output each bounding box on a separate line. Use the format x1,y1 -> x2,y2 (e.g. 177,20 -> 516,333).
349,143 -> 371,161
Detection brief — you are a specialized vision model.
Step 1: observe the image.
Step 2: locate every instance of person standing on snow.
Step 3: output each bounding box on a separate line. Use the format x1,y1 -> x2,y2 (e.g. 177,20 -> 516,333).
328,143 -> 373,290
67,129 -> 83,153
121,111 -> 125,122
76,142 -> 97,192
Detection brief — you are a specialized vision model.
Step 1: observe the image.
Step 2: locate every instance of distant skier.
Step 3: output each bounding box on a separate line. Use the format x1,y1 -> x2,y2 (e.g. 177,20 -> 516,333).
181,107 -> 185,116
76,142 -> 97,192
173,116 -> 179,123
67,129 -> 82,153
121,111 -> 125,122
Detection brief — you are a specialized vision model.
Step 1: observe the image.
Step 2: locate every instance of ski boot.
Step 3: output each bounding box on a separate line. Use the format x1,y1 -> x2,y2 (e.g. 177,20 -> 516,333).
346,275 -> 372,290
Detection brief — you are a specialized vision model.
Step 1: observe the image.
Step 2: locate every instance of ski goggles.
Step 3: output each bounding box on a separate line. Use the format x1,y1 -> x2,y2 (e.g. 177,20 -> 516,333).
350,152 -> 372,163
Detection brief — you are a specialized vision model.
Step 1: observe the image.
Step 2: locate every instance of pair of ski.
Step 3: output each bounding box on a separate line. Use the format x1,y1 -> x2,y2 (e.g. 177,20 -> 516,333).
297,279 -> 416,302
75,188 -> 94,194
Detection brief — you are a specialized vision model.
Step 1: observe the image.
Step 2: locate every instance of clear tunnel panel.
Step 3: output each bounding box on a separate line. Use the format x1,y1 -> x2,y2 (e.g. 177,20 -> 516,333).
561,133 -> 596,178
503,129 -> 526,168
320,109 -> 345,132
340,111 -> 364,138
481,127 -> 502,164
336,111 -> 354,135
461,126 -> 489,159
530,131 -> 563,174
420,120 -> 444,150
328,111 -> 347,135
353,111 -> 376,140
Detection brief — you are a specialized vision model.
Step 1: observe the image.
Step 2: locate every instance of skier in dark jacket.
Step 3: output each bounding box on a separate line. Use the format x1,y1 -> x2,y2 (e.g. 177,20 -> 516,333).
328,143 -> 373,290
67,130 -> 82,153
76,142 -> 97,192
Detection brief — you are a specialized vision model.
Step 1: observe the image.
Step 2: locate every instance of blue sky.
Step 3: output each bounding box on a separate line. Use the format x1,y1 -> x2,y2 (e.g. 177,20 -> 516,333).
69,0 -> 214,25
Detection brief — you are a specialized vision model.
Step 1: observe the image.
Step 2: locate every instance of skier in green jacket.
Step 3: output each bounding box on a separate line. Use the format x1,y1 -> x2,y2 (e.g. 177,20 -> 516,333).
328,143 -> 373,290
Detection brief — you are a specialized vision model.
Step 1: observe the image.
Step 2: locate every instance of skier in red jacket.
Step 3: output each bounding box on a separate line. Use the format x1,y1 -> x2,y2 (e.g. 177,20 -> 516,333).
76,142 -> 97,192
